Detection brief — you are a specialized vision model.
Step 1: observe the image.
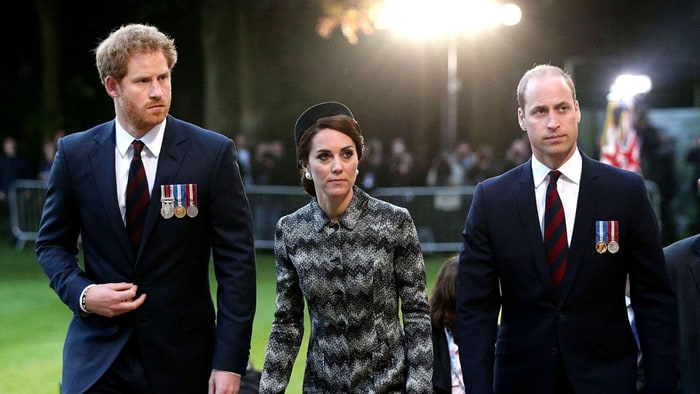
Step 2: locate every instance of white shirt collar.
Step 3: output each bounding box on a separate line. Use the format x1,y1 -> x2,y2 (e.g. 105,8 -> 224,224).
115,118 -> 166,158
531,148 -> 582,188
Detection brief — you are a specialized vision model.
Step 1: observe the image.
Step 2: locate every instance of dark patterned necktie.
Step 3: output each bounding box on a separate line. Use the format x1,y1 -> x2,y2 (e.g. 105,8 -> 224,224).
544,170 -> 568,287
126,140 -> 149,253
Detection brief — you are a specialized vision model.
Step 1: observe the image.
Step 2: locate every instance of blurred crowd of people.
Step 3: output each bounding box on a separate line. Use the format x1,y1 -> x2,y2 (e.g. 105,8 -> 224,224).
0,131 -> 62,244
0,113 -> 695,248
0,129 -> 64,189
425,135 -> 531,188
1,124 -> 682,200
232,117 -> 693,246
234,131 -> 533,191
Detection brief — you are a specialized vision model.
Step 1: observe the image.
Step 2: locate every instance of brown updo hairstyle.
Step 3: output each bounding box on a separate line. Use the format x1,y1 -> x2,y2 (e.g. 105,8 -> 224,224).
296,115 -> 365,197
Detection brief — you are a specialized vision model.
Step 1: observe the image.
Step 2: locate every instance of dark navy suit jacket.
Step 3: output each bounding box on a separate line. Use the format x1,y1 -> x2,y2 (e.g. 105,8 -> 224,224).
456,150 -> 677,394
664,234 -> 700,393
36,115 -> 256,394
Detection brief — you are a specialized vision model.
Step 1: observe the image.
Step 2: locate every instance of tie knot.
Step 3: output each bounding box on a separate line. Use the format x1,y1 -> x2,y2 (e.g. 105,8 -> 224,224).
549,170 -> 561,184
132,140 -> 145,155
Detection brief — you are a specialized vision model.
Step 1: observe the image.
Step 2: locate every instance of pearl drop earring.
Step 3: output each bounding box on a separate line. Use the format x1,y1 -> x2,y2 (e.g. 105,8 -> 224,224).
305,171 -> 312,180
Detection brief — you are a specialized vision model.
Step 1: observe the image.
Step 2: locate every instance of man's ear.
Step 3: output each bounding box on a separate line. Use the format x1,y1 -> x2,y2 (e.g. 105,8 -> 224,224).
517,109 -> 527,131
575,100 -> 581,122
104,76 -> 120,98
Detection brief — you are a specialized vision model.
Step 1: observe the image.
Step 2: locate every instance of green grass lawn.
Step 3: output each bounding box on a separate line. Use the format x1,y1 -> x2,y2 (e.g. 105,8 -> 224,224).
0,239 -> 449,393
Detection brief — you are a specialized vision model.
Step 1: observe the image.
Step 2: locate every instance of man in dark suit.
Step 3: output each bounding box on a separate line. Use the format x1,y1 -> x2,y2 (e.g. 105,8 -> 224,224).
664,234 -> 700,393
35,24 -> 256,394
455,64 -> 677,393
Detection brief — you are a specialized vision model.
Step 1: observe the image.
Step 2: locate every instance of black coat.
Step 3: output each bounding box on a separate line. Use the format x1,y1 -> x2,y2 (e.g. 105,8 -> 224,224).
432,326 -> 452,394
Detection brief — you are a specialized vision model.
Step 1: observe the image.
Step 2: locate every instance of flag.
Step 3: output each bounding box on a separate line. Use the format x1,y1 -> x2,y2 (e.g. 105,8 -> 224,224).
600,98 -> 641,173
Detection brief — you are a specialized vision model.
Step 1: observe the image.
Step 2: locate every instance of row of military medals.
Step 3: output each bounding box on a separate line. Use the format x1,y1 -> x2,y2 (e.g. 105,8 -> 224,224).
595,220 -> 619,254
160,184 -> 198,219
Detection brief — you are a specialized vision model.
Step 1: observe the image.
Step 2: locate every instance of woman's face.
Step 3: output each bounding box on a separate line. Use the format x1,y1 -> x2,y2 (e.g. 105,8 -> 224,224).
305,128 -> 358,203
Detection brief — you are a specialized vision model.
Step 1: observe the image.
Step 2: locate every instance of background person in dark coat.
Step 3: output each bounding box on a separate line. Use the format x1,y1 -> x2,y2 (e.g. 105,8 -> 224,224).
664,234 -> 700,393
0,136 -> 31,244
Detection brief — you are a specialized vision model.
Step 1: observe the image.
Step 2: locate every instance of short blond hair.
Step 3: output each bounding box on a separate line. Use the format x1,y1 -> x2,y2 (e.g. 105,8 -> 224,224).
94,23 -> 177,85
516,64 -> 576,108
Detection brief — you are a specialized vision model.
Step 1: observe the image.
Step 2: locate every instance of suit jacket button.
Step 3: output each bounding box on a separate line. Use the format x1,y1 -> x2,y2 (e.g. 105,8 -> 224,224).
555,312 -> 564,320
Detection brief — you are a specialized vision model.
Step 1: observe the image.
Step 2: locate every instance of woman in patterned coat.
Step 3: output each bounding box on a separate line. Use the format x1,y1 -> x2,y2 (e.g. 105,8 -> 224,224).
259,102 -> 433,393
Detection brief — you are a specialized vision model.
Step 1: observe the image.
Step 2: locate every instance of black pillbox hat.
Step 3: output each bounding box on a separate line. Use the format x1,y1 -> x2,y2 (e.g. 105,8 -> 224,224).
294,101 -> 354,146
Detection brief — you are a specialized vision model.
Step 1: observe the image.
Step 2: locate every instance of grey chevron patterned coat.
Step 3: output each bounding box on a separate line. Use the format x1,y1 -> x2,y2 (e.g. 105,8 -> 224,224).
259,187 -> 433,393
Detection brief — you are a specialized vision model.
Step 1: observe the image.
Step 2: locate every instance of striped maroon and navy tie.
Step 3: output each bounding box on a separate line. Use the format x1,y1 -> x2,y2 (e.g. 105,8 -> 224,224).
544,170 -> 568,288
126,140 -> 149,254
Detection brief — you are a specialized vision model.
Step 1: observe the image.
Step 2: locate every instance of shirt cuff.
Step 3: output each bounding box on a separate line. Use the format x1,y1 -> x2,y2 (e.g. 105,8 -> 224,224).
80,284 -> 97,313
213,369 -> 241,378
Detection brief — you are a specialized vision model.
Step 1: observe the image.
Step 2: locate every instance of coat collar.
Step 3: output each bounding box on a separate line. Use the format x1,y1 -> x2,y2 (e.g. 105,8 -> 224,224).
691,235 -> 700,257
310,186 -> 369,232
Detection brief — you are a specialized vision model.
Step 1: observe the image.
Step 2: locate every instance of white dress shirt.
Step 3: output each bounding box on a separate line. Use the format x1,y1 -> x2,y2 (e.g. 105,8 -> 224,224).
532,149 -> 582,245
115,119 -> 165,225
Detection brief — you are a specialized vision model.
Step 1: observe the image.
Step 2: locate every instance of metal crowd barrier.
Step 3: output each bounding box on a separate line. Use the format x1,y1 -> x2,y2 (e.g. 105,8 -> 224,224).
7,180 -> 475,253
246,185 -> 475,253
8,179 -> 49,250
6,180 -> 663,253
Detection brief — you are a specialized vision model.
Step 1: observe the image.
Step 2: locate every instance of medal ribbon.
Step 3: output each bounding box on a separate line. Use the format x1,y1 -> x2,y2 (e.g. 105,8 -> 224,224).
176,184 -> 184,207
596,221 -> 607,244
602,221 -> 608,244
609,220 -> 617,243
162,184 -> 172,200
187,183 -> 197,207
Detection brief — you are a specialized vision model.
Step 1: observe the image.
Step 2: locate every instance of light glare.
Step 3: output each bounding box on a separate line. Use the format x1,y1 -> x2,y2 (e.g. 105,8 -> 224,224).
607,74 -> 652,102
376,0 -> 520,39
501,4 -> 522,26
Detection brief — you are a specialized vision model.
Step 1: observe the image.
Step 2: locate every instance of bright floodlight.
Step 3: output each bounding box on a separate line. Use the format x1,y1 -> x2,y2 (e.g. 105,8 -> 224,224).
607,74 -> 652,101
376,0 -> 521,39
501,3 -> 522,26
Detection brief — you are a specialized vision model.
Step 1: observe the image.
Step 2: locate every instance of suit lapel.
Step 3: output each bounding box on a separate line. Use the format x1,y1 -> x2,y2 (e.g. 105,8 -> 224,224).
557,153 -> 600,304
138,116 -> 188,256
88,122 -> 134,258
690,236 -> 700,294
514,161 -> 556,296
